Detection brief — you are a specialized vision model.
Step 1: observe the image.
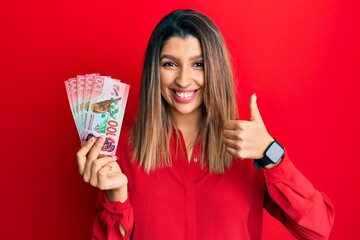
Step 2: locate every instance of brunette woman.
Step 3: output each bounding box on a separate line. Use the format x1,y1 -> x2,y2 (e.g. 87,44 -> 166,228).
77,9 -> 334,240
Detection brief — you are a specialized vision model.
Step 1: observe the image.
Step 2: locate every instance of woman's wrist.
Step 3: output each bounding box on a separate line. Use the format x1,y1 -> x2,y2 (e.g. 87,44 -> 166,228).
106,185 -> 128,203
263,158 -> 283,170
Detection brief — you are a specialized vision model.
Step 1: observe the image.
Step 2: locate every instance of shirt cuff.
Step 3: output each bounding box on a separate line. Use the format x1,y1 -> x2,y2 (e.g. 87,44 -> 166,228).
263,150 -> 298,185
101,190 -> 131,215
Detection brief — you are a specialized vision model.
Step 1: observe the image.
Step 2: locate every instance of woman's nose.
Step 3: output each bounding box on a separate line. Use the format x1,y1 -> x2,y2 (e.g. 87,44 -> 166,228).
175,67 -> 192,87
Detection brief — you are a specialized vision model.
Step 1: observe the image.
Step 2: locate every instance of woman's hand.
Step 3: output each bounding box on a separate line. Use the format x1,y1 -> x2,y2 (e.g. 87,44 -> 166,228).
76,136 -> 128,202
223,94 -> 278,168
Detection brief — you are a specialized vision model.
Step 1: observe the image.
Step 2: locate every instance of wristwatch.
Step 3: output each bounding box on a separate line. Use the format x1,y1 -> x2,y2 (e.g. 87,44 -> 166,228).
254,140 -> 284,169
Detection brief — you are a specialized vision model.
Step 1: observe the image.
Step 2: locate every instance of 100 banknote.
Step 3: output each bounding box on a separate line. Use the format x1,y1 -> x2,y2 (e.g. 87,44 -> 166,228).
65,74 -> 130,156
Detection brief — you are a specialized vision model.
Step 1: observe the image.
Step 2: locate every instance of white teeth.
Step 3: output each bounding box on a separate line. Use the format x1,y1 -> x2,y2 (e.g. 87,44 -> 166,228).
175,91 -> 195,98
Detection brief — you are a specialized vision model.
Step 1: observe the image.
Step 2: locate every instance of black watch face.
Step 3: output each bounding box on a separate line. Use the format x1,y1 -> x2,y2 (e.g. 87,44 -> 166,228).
266,142 -> 284,163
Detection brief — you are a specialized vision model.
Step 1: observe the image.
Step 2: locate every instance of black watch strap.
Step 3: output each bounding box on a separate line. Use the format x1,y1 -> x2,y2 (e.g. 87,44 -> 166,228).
254,140 -> 284,170
254,155 -> 273,169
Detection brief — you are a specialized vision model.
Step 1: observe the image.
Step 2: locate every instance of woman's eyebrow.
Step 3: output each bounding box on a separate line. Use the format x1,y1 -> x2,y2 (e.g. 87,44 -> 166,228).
159,54 -> 203,61
160,54 -> 178,61
189,54 -> 203,60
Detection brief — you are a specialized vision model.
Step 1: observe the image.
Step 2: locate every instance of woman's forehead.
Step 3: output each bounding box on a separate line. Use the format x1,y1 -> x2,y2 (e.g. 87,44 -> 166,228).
160,36 -> 202,58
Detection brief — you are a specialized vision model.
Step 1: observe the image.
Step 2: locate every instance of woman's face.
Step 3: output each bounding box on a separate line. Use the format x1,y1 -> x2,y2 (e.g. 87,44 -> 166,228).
159,35 -> 204,119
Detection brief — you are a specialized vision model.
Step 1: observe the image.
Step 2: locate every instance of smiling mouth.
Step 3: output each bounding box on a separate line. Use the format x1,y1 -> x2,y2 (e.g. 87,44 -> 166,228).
174,90 -> 197,98
171,89 -> 200,103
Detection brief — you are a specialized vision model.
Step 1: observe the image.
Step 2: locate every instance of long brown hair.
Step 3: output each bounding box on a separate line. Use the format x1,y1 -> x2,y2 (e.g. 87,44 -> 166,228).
130,9 -> 237,173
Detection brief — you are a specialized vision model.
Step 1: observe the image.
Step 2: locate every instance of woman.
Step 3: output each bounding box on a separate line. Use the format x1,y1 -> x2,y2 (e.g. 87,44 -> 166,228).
77,9 -> 334,240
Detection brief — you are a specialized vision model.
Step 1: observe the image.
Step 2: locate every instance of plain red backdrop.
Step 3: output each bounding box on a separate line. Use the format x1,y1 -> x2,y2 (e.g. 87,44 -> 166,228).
0,0 -> 358,239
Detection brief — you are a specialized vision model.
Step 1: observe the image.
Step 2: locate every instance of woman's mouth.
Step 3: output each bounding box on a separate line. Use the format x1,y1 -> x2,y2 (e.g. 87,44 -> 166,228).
171,89 -> 200,103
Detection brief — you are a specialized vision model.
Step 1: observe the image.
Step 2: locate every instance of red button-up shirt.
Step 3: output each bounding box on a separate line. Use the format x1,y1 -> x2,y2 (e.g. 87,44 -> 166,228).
92,125 -> 334,240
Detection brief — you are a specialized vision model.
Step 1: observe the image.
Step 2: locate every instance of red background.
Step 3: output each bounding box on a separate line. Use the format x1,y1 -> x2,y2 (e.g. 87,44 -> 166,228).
0,0 -> 358,239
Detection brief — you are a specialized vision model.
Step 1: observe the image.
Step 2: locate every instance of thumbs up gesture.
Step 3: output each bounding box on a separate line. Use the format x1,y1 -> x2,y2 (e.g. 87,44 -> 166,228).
223,94 -> 274,160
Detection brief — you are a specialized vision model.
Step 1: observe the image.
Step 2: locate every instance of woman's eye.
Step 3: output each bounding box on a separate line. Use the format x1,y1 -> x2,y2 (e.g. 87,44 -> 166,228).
162,62 -> 177,67
193,61 -> 204,68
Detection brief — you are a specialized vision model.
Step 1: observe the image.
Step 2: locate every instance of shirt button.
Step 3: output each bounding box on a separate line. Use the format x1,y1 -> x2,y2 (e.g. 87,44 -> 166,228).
193,158 -> 198,162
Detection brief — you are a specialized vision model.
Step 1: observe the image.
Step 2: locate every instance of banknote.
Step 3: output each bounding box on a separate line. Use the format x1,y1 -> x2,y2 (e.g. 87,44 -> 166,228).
68,77 -> 81,137
64,80 -> 81,138
65,74 -> 130,156
76,75 -> 86,137
83,73 -> 97,137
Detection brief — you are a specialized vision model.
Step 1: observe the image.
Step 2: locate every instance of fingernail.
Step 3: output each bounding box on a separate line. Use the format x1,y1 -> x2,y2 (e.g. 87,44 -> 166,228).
113,156 -> 118,160
98,136 -> 104,142
88,137 -> 94,142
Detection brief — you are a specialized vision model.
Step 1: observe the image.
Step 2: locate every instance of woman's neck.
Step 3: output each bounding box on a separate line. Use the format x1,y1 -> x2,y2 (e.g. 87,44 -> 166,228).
170,108 -> 202,161
170,109 -> 201,134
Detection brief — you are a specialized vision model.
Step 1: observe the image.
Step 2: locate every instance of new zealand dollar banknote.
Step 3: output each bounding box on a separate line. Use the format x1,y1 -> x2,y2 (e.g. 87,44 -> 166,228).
65,74 -> 130,156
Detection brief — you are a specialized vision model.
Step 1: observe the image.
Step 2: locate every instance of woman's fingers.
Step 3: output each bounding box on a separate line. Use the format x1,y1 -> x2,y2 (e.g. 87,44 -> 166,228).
223,119 -> 272,159
223,129 -> 237,139
87,137 -> 106,162
225,145 -> 250,159
75,138 -> 128,201
96,162 -> 128,191
223,137 -> 249,159
83,137 -> 106,182
89,156 -> 117,187
223,137 -> 241,150
105,171 -> 128,191
76,137 -> 96,175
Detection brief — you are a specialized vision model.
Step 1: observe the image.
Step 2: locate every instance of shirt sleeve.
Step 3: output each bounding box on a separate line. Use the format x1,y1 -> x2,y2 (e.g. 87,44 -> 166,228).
263,151 -> 335,240
92,190 -> 134,240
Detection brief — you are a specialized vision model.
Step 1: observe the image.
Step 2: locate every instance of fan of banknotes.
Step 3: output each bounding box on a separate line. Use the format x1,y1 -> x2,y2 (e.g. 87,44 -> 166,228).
64,74 -> 130,156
